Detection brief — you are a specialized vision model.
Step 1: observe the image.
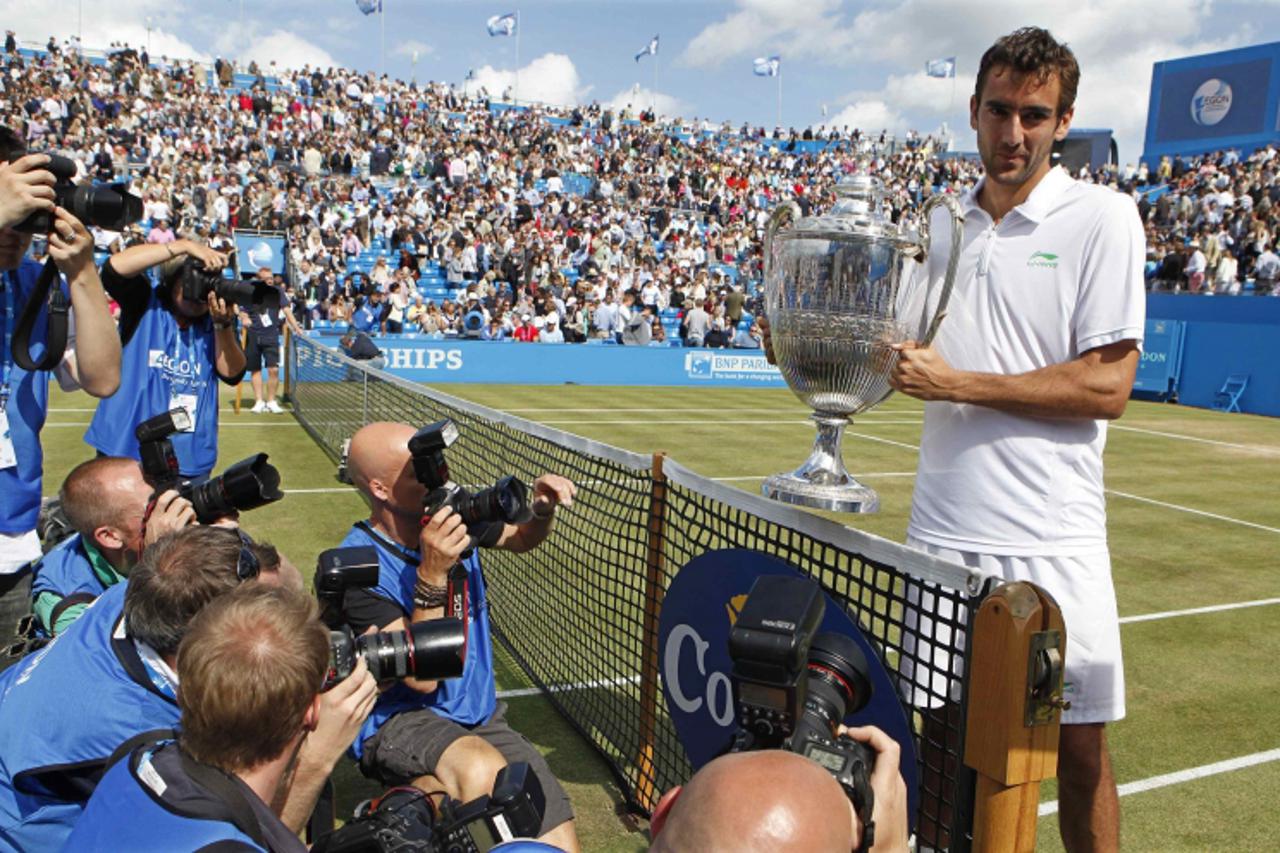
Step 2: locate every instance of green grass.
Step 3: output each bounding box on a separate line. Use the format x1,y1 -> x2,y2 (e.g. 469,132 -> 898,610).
37,382 -> 1280,851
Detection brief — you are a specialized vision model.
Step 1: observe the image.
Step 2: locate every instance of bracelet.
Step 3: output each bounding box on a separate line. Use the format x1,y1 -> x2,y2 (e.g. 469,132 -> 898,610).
213,319 -> 233,330
531,502 -> 556,520
413,580 -> 448,610
164,243 -> 176,259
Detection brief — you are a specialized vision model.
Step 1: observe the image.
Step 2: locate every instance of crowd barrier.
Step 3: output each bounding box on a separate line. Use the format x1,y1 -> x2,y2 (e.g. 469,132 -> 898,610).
301,333 -> 787,387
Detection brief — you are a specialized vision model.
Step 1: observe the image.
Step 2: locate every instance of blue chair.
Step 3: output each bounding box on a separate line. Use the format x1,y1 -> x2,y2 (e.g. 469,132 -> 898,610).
1211,374 -> 1249,413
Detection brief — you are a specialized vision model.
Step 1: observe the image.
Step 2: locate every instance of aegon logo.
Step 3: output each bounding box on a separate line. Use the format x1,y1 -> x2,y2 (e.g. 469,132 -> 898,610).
1191,78 -> 1232,127
147,349 -> 204,378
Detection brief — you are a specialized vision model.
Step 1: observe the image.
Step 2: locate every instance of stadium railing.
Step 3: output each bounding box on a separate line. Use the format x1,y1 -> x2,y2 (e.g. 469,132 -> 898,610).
287,332 -> 1064,850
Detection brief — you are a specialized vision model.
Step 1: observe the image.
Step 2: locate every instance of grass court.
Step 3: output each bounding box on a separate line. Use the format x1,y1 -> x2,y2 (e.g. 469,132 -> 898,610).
38,381 -> 1280,851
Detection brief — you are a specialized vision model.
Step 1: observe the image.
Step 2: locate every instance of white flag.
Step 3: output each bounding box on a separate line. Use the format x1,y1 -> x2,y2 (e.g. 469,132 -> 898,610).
487,12 -> 518,37
635,34 -> 659,62
753,55 -> 781,77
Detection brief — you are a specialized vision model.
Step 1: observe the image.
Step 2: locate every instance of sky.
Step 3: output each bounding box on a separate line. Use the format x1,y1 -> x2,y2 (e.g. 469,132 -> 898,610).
5,0 -> 1279,163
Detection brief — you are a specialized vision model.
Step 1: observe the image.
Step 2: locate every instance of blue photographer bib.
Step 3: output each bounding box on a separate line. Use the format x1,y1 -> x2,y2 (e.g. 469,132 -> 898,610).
0,583 -> 180,851
339,524 -> 497,758
84,285 -> 223,477
0,259 -> 65,534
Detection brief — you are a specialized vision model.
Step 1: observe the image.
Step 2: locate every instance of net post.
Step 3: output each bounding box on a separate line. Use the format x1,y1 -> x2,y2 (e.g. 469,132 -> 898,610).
281,325 -> 292,403
361,366 -> 370,425
635,451 -> 669,812
234,325 -> 247,414
964,581 -> 1065,852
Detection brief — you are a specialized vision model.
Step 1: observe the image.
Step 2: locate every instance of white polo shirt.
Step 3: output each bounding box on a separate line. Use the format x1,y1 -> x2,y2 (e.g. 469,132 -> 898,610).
908,167 -> 1146,556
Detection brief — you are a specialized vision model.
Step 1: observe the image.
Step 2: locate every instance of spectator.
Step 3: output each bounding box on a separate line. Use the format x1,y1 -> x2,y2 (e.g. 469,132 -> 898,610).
242,267 -> 303,414
539,313 -> 565,343
339,328 -> 386,369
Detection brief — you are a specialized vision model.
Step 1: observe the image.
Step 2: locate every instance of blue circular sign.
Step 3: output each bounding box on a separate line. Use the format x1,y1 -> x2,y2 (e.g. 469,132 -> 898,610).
658,548 -> 919,825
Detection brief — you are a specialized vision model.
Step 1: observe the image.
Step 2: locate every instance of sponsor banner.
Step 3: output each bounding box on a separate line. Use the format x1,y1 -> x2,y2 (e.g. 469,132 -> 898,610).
306,335 -> 788,387
1132,318 -> 1185,399
656,548 -> 919,825
233,233 -> 286,276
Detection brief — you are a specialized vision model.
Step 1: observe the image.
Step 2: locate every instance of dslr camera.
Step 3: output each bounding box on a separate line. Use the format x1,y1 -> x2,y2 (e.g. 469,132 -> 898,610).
8,152 -> 143,234
177,257 -> 282,310
312,762 -> 545,853
135,408 -> 284,523
408,419 -> 530,550
727,575 -> 879,850
315,546 -> 466,687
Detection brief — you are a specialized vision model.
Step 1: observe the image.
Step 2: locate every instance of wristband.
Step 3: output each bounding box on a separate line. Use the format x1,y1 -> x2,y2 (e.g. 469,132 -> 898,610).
413,580 -> 448,609
531,502 -> 556,520
213,319 -> 233,329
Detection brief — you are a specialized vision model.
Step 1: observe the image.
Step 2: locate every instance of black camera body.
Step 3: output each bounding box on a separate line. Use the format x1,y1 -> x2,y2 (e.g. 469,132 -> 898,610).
135,408 -> 284,524
9,152 -> 143,234
315,546 -> 466,688
407,420 -> 530,550
177,257 -> 282,311
312,763 -> 545,853
727,575 -> 878,849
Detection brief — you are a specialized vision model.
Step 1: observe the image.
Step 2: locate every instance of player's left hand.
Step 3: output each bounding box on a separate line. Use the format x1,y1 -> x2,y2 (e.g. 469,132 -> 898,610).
529,474 -> 576,519
889,341 -> 960,401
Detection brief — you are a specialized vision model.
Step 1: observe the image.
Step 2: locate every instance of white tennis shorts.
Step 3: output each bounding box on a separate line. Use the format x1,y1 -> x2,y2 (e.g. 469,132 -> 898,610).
899,537 -> 1125,725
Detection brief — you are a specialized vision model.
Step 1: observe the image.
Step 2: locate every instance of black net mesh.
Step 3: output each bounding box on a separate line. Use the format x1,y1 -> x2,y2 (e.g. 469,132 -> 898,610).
289,335 -> 983,850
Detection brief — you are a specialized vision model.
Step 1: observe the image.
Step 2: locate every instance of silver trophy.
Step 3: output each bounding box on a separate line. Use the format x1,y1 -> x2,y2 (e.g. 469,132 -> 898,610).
762,175 -> 964,513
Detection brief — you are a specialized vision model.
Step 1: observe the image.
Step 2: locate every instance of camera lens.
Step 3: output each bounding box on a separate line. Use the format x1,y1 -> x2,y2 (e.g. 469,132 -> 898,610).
457,476 -> 528,526
354,618 -> 466,682
355,630 -> 411,681
184,454 -> 283,524
803,631 -> 873,736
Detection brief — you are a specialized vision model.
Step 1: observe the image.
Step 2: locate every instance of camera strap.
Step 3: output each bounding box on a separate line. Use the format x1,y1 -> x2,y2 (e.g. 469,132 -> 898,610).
174,749 -> 271,850
10,258 -> 70,373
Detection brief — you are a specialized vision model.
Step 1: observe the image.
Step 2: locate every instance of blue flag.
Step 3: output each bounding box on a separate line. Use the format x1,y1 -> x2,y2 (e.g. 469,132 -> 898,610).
635,34 -> 659,62
487,12 -> 518,37
355,0 -> 381,15
925,57 -> 956,78
753,55 -> 781,77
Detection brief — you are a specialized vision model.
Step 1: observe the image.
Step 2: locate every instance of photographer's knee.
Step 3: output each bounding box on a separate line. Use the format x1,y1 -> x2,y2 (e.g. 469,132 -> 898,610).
433,735 -> 507,802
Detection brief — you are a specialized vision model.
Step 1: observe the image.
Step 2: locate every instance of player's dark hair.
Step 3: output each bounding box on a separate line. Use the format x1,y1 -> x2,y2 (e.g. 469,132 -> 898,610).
975,27 -> 1080,117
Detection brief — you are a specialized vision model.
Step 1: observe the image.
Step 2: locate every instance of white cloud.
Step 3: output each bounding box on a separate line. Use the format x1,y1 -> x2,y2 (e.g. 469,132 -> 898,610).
604,85 -> 691,120
392,40 -> 433,60
822,100 -> 910,136
679,0 -> 854,69
463,53 -> 588,108
238,31 -> 338,71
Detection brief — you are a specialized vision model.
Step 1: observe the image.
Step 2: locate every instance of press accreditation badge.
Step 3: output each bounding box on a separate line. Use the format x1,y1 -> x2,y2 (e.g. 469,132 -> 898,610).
170,393 -> 198,433
0,410 -> 16,469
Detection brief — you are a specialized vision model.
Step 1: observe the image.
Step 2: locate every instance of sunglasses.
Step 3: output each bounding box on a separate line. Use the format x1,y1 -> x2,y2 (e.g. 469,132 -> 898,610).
235,529 -> 261,582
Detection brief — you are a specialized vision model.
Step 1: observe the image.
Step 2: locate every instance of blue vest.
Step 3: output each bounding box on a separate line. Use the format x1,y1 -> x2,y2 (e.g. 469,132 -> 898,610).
338,523 -> 496,759
0,260 -> 65,534
83,285 -> 223,477
65,745 -> 269,853
30,533 -> 109,610
0,583 -> 180,852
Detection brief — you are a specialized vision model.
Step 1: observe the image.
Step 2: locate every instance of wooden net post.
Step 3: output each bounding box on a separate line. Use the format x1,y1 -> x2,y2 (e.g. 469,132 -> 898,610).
635,451 -> 669,813
282,325 -> 292,403
964,581 -> 1067,852
233,325 -> 248,414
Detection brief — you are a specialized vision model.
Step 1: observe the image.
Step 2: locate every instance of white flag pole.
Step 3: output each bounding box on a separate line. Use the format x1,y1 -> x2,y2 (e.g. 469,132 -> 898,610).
777,64 -> 782,129
515,10 -> 521,105
380,1 -> 386,77
652,49 -> 658,115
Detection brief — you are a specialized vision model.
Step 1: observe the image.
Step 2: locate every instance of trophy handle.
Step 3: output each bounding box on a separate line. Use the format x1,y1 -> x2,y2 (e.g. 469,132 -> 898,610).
764,201 -> 803,279
916,194 -> 965,346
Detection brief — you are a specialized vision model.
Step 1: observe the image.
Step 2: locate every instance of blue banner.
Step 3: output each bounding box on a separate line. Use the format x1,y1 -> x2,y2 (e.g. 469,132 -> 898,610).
1131,318 -> 1185,399
234,234 -> 286,277
657,549 -> 919,827
305,336 -> 787,387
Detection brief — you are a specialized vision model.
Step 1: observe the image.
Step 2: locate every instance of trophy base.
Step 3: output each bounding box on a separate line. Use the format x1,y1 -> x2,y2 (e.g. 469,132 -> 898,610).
761,473 -> 880,514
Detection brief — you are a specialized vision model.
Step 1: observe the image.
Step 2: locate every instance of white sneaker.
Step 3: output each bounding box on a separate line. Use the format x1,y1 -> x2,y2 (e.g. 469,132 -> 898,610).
265,400 -> 285,414
251,401 -> 266,413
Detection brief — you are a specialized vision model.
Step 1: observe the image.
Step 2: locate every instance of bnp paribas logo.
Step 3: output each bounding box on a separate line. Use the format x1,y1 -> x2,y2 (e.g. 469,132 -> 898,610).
1027,250 -> 1059,269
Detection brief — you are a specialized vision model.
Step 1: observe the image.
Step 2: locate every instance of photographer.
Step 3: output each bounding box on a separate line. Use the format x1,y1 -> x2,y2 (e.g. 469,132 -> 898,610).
67,584 -> 378,853
648,726 -> 908,853
0,525 -> 300,851
83,237 -> 246,480
28,456 -> 194,638
241,266 -> 302,414
0,132 -> 122,670
337,422 -> 581,852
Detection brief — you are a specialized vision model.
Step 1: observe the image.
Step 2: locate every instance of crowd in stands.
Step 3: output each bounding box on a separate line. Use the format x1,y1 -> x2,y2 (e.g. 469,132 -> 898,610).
4,31 -> 1279,361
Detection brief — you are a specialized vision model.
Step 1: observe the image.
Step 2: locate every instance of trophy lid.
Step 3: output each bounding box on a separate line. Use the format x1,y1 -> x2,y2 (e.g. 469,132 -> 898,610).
786,173 -> 919,249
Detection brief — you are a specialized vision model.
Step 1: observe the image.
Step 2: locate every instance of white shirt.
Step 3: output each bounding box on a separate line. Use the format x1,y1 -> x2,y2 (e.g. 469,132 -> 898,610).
908,168 -> 1146,555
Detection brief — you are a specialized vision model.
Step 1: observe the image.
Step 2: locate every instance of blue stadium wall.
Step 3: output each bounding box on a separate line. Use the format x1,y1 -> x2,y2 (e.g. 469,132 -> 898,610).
1143,294 -> 1280,417
1142,41 -> 1280,164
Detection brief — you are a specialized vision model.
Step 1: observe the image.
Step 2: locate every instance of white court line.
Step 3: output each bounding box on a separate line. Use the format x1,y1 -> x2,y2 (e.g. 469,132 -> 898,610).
846,432 -> 923,451
1107,490 -> 1280,535
1113,424 -> 1280,456
1119,597 -> 1280,624
497,674 -> 640,700
537,418 -> 922,426
1039,748 -> 1280,817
